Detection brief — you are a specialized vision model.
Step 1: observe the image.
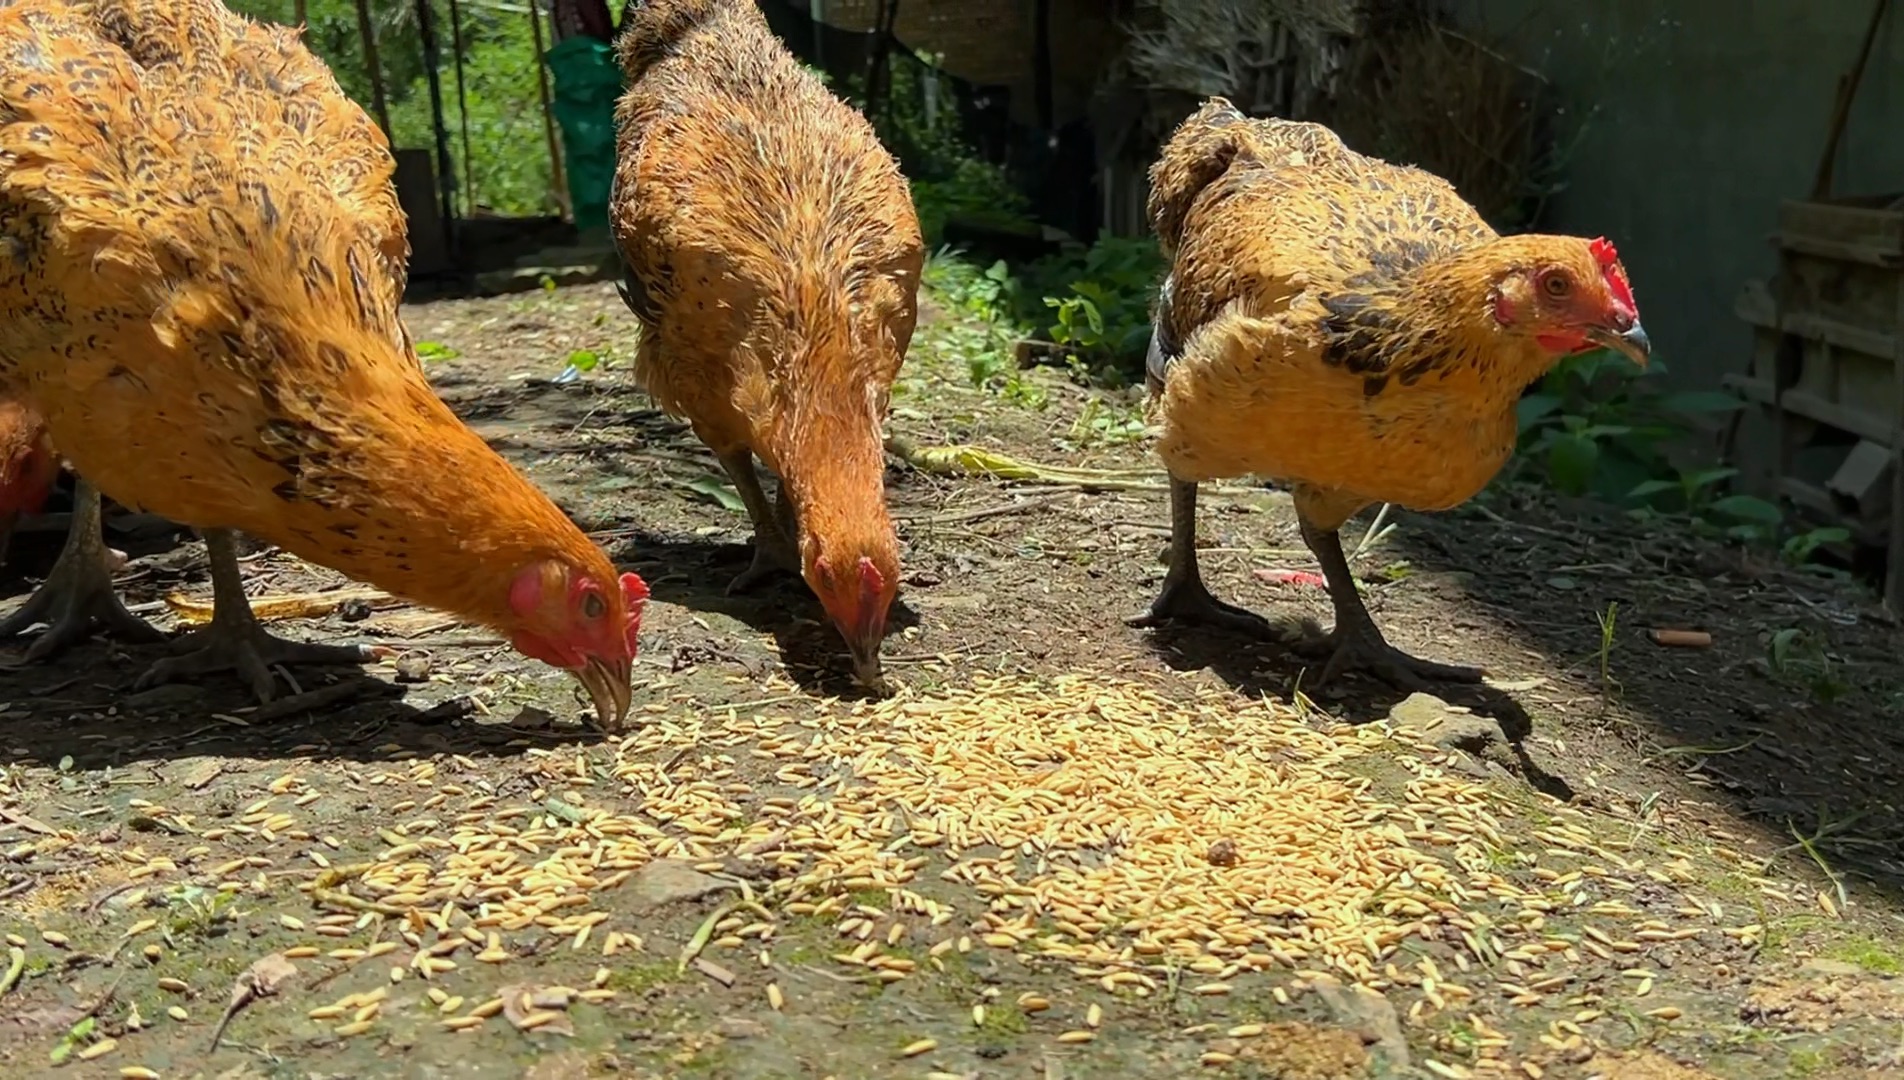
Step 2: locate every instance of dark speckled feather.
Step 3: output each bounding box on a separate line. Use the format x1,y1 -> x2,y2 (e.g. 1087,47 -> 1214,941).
1143,96 -> 1643,528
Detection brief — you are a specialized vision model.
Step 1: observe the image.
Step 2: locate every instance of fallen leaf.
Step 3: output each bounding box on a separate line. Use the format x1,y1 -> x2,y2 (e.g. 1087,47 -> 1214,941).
0,806 -> 57,835
692,957 -> 736,987
208,953 -> 298,1051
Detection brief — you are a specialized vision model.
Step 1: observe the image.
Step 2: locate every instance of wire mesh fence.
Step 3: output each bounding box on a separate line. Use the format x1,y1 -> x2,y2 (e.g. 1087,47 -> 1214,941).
230,0 -> 1099,242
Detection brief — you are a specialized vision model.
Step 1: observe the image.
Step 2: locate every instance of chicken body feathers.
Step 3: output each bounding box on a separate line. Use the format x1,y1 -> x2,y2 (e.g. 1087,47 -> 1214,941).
609,0 -> 921,473
0,0 -> 609,634
1145,97 -> 1553,526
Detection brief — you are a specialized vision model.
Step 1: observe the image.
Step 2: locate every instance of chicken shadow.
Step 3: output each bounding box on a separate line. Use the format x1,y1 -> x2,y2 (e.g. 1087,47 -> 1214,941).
612,526 -> 921,701
1138,621 -> 1576,802
1382,501 -> 1904,895
0,638 -> 622,773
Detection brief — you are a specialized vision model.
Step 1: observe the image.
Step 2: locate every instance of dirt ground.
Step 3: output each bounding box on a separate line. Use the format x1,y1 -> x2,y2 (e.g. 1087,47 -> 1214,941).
2,280 -> 1902,1080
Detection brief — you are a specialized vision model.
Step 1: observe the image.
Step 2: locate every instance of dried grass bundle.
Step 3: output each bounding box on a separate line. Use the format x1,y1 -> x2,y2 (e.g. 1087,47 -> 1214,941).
1124,0 -> 1361,118
1327,19 -> 1564,228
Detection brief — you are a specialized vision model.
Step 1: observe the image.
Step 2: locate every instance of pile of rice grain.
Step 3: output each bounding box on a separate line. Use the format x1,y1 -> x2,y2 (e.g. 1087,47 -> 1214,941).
309,673 -> 1553,995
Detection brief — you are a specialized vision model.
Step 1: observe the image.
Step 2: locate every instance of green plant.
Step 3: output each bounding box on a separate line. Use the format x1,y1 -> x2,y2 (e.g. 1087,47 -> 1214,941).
918,249 -> 1049,408
1516,351 -> 1742,500
911,159 -> 1034,248
1767,628 -> 1849,704
1510,350 -> 1811,544
1782,526 -> 1851,567
1023,237 -> 1165,376
1058,395 -> 1148,451
1595,600 -> 1620,700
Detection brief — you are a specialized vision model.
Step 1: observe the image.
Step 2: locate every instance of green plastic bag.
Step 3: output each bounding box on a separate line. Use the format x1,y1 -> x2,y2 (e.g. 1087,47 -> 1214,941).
544,36 -> 623,233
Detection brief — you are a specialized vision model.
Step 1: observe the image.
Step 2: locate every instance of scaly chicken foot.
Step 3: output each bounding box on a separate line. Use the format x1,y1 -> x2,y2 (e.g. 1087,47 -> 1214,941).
1130,476 -> 1279,636
716,449 -> 800,595
132,528 -> 380,704
1297,516 -> 1485,690
0,479 -> 163,661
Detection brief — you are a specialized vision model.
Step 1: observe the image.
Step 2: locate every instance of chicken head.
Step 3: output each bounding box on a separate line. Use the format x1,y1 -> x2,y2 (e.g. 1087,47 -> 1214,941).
807,548 -> 897,689
1491,235 -> 1650,367
507,559 -> 650,730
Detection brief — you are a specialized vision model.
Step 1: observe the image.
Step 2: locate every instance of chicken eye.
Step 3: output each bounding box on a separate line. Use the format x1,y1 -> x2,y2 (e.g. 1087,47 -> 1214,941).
1541,271 -> 1571,298
580,591 -> 606,620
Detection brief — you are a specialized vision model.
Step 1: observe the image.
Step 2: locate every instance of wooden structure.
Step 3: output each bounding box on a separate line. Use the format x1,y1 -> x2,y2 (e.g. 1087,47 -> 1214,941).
1726,194 -> 1904,608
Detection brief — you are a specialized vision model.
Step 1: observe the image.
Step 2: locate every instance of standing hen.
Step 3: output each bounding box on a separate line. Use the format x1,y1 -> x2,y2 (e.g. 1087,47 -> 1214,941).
0,0 -> 648,726
610,0 -> 923,688
1136,99 -> 1650,688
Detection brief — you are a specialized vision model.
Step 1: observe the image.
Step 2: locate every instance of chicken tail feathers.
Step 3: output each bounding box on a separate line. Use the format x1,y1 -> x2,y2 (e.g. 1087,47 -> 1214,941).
1146,97 -> 1252,255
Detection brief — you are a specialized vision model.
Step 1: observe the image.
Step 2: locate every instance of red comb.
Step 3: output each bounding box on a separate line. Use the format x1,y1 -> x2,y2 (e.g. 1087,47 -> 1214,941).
857,555 -> 886,597
1587,236 -> 1636,312
619,571 -> 649,654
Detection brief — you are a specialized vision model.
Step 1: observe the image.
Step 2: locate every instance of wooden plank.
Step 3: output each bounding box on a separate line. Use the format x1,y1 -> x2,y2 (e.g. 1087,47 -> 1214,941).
1777,478 -> 1887,545
1775,234 -> 1904,267
1778,194 -> 1904,248
1721,373 -> 1892,443
1780,390 -> 1888,443
1721,373 -> 1774,404
1738,288 -> 1901,359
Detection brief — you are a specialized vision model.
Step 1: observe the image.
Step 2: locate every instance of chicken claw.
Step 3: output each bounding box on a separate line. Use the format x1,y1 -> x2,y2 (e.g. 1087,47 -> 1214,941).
1296,516 -> 1484,690
0,479 -> 163,660
1132,475 -> 1284,637
1131,576 -> 1275,637
132,528 -> 381,704
1306,626 -> 1486,691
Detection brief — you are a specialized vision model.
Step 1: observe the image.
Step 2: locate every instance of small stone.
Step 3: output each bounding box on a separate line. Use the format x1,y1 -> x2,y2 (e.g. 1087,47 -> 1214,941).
1310,975 -> 1409,1071
625,860 -> 735,912
1206,839 -> 1239,867
717,1017 -> 768,1040
393,655 -> 432,683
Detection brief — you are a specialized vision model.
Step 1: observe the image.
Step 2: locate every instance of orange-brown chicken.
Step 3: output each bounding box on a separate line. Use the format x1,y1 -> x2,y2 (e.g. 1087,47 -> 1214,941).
610,0 -> 923,687
0,0 -> 648,724
0,398 -> 58,566
1136,99 -> 1650,688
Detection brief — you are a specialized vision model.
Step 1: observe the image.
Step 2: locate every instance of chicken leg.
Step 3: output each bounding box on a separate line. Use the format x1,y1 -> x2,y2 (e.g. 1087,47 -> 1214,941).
1298,515 -> 1484,690
716,448 -> 799,595
131,528 -> 380,703
0,478 -> 162,659
1130,476 -> 1277,636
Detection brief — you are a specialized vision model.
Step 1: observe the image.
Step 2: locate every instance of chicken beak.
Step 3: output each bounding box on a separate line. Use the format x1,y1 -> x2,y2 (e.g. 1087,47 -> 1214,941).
848,639 -> 886,691
574,655 -> 634,732
843,628 -> 890,694
1589,320 -> 1651,367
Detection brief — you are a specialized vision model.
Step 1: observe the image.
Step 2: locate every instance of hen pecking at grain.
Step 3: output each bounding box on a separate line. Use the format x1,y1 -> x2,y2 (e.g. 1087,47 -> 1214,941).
1136,99 -> 1649,689
610,0 -> 923,689
0,0 -> 648,725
